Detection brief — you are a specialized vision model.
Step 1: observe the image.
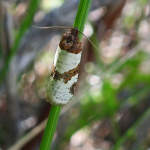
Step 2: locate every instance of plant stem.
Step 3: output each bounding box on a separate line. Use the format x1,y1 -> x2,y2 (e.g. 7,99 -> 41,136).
39,105 -> 61,150
111,107 -> 150,150
0,0 -> 39,86
39,0 -> 92,149
73,0 -> 92,39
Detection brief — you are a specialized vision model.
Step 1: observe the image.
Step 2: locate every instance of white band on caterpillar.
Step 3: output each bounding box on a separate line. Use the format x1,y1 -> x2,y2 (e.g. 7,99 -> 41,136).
46,28 -> 82,105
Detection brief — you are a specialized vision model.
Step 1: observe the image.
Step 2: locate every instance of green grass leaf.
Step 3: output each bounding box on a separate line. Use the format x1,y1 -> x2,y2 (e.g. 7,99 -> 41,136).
39,0 -> 92,150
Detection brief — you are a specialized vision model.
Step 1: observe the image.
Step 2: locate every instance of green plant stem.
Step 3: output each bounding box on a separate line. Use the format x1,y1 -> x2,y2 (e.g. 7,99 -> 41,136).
0,0 -> 39,86
39,0 -> 92,150
39,105 -> 61,150
73,0 -> 92,39
111,107 -> 150,150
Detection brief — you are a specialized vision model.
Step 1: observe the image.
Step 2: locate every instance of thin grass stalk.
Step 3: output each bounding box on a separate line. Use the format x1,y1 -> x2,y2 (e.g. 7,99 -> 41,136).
39,105 -> 61,150
0,0 -> 39,85
39,0 -> 92,149
111,108 -> 150,150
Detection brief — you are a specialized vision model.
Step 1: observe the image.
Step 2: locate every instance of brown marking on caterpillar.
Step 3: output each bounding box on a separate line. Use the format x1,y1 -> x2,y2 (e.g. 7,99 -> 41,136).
51,63 -> 80,83
69,82 -> 77,95
59,28 -> 82,54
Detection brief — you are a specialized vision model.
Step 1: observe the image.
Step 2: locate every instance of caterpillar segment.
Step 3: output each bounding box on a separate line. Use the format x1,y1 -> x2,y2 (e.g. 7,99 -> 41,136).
46,28 -> 82,105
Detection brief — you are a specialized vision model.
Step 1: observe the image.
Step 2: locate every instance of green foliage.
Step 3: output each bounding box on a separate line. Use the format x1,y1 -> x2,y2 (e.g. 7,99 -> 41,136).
55,1 -> 150,149
39,105 -> 61,150
111,108 -> 150,150
0,0 -> 40,85
1,0 -> 149,149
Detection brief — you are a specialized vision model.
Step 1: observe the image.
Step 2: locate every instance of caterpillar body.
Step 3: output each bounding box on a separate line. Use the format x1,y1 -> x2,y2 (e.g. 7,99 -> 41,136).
46,27 -> 82,105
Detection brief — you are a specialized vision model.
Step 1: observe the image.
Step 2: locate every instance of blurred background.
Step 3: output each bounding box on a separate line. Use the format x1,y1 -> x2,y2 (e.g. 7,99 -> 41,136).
0,0 -> 150,149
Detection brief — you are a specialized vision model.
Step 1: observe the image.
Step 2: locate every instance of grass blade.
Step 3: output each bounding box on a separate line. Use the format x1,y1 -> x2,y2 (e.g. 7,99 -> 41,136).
0,0 -> 39,85
39,0 -> 92,149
